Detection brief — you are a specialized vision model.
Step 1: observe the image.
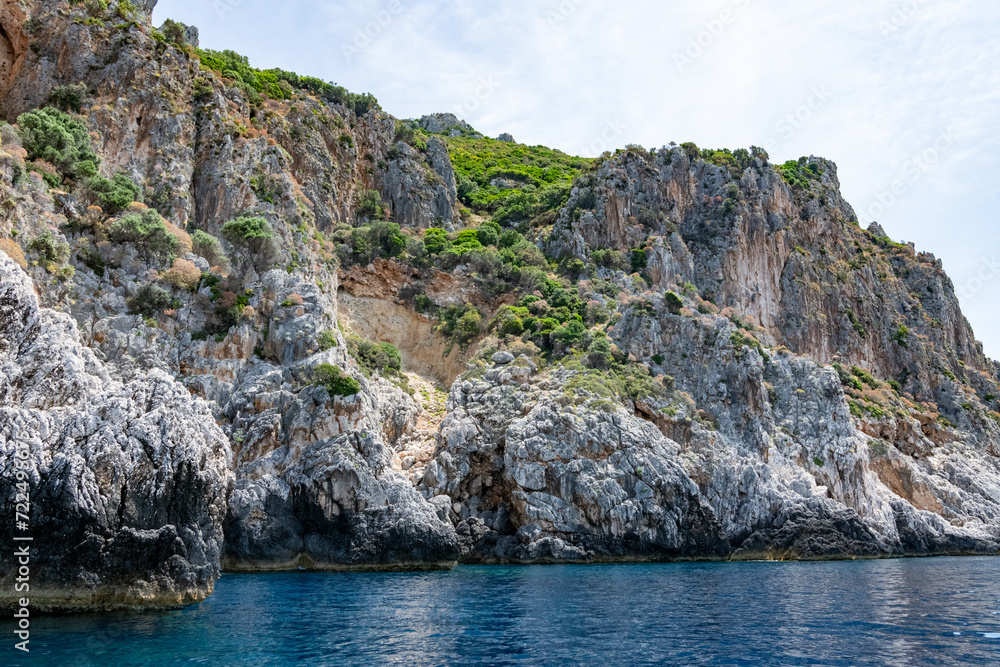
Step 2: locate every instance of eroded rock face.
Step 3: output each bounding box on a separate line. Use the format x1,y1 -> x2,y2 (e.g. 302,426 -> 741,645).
0,253 -> 233,612
221,363 -> 460,570
420,363 -> 730,562
419,341 -> 1000,561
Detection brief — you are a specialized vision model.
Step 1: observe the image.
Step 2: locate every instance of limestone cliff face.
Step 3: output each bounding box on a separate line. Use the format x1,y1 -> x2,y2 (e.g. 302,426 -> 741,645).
549,149 -> 995,408
0,252 -> 233,612
0,0 -> 998,613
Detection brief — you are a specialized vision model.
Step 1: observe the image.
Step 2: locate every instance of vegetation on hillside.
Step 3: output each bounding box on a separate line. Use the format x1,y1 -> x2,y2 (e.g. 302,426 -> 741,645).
195,48 -> 379,115
437,133 -> 593,227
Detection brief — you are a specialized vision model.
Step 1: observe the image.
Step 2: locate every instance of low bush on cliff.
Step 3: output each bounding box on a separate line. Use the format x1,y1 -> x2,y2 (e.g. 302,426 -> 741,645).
222,215 -> 278,272
312,364 -> 361,397
339,220 -> 405,264
893,325 -> 910,348
0,239 -> 27,270
17,106 -> 99,181
127,283 -> 176,317
49,84 -> 88,114
108,210 -> 180,262
438,304 -> 484,350
779,158 -> 822,189
347,334 -> 402,378
356,190 -> 385,221
699,147 -> 756,178
191,230 -> 229,270
27,231 -> 70,265
87,172 -> 141,214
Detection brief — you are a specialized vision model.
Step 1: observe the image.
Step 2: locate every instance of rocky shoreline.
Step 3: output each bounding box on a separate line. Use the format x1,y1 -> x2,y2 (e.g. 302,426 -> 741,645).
0,0 -> 998,613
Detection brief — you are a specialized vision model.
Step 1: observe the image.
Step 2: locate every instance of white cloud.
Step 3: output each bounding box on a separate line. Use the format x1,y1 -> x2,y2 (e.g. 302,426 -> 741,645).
156,0 -> 1000,356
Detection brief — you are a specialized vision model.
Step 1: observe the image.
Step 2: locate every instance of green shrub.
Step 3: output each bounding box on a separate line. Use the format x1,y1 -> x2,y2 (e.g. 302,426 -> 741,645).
191,230 -> 229,268
160,18 -> 188,45
16,107 -> 98,180
587,335 -> 613,369
88,172 -> 141,214
445,135 -> 591,221
49,84 -> 88,113
454,229 -> 483,251
893,325 -> 910,348
700,147 -> 756,178
664,291 -> 683,315
197,48 -> 380,115
317,330 -> 338,351
457,309 -> 483,343
27,232 -> 69,264
249,172 -> 283,205
347,221 -> 405,264
394,121 -> 429,149
497,229 -> 523,249
127,283 -> 174,316
477,220 -> 501,248
552,320 -> 586,347
563,258 -> 586,281
221,215 -> 278,271
414,294 -> 434,313
630,248 -> 648,274
357,189 -> 383,220
108,210 -> 179,261
312,363 -> 361,397
592,249 -> 629,272
845,309 -> 867,338
778,158 -> 822,190
423,227 -> 450,254
851,366 -> 880,389
347,334 -> 402,377
680,142 -> 700,161
438,304 -> 483,349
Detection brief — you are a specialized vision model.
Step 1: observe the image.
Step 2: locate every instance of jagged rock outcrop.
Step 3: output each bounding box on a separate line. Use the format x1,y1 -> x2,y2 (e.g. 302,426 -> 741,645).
0,253 -> 233,612
221,359 -> 459,571
419,345 -> 1000,561
420,360 -> 731,561
381,136 -> 458,228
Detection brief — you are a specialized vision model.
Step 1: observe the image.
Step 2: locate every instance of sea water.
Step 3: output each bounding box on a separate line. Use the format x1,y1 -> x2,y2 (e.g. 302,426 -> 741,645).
5,557 -> 999,666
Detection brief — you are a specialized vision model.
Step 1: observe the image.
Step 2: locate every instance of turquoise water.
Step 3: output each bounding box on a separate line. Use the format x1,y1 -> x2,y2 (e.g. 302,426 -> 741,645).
5,558 -> 999,666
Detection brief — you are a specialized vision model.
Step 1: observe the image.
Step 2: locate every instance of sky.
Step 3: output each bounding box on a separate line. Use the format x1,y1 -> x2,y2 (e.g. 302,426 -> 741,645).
154,0 -> 1000,357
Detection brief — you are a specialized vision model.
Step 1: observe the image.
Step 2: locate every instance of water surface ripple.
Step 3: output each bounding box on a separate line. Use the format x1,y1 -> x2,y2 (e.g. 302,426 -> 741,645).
6,558 -> 1000,666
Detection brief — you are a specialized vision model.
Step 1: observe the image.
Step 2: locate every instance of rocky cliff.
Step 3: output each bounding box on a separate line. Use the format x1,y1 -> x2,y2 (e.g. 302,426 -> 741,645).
0,252 -> 232,612
0,0 -> 997,611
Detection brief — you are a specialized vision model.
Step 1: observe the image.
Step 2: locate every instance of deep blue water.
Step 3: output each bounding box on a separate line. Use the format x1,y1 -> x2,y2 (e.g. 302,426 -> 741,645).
4,558 -> 1000,666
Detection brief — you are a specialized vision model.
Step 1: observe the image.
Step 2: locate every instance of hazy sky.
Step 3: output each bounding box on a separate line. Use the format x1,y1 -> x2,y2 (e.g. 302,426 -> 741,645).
154,0 -> 1000,357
